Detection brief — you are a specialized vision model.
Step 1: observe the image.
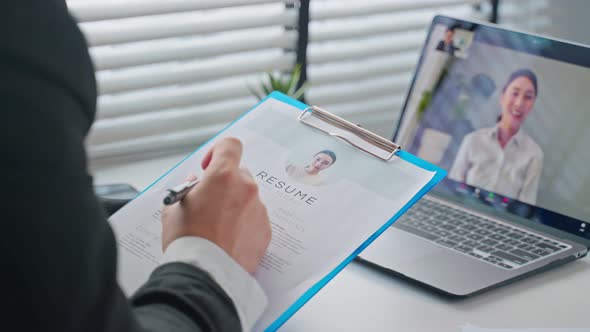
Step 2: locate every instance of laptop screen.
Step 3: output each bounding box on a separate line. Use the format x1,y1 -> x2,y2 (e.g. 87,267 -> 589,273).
395,16 -> 590,240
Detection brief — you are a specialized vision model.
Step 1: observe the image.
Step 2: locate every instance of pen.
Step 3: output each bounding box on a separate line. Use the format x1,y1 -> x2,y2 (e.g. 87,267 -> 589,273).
163,179 -> 200,205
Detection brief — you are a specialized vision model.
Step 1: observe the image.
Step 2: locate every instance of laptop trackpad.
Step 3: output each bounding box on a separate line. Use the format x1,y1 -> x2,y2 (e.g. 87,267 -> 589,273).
360,226 -> 443,265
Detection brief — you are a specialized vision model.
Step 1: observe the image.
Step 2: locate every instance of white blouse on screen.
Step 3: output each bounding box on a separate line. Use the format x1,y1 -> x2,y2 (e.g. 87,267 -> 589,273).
449,125 -> 544,205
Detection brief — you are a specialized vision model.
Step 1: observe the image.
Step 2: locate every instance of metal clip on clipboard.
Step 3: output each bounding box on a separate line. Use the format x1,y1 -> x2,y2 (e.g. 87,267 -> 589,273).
298,105 -> 401,161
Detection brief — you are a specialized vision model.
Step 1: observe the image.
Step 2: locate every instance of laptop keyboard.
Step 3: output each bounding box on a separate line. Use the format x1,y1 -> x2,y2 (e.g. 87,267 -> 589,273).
395,198 -> 571,270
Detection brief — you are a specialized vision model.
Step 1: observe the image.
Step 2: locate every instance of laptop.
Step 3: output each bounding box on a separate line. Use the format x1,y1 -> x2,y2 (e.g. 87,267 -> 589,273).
357,15 -> 590,297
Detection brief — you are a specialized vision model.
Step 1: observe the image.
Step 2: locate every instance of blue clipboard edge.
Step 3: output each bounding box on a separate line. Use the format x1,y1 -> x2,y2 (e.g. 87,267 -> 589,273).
118,91 -> 446,331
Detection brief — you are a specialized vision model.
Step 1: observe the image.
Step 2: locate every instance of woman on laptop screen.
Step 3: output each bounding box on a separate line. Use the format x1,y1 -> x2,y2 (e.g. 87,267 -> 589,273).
449,69 -> 544,205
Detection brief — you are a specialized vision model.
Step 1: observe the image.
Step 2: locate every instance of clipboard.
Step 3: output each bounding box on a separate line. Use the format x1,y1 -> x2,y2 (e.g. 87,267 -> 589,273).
109,91 -> 446,332
298,105 -> 400,161
258,92 -> 446,331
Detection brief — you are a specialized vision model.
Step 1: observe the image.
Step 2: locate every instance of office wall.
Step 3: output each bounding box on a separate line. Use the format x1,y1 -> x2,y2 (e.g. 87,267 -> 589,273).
533,0 -> 590,46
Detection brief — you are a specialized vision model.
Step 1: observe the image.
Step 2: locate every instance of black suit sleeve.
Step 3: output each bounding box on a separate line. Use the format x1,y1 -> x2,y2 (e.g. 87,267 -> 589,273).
0,1 -> 240,331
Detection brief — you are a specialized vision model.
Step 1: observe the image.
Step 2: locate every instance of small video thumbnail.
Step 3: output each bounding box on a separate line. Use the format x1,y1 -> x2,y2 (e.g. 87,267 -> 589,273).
435,24 -> 474,59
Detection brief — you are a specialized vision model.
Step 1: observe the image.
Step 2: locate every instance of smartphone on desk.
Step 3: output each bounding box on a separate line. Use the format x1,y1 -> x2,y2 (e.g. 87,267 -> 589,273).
94,183 -> 139,216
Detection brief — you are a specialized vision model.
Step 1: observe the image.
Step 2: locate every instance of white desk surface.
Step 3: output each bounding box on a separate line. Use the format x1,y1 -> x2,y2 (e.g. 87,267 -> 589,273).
93,154 -> 590,332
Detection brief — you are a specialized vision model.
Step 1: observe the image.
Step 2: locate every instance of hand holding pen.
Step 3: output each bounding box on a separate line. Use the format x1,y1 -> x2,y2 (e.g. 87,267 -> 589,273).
160,137 -> 271,274
163,177 -> 200,205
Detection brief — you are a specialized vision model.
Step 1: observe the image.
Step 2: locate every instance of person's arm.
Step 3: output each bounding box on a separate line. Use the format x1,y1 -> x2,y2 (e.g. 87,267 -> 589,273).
449,135 -> 472,182
518,151 -> 544,205
0,1 -> 268,331
158,138 -> 271,331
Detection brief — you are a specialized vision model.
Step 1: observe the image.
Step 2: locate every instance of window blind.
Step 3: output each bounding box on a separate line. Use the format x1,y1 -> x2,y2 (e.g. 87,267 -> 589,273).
305,0 -> 485,140
79,3 -> 590,225
67,0 -> 298,162
68,0 -> 497,164
498,0 -> 551,33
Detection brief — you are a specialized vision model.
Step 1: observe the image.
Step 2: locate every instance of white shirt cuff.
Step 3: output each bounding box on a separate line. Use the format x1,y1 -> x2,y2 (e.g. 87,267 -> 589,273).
162,236 -> 268,332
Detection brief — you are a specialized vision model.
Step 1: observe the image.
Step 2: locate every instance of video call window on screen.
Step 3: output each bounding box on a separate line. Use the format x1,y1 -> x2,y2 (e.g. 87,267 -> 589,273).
434,24 -> 474,58
400,23 -> 590,238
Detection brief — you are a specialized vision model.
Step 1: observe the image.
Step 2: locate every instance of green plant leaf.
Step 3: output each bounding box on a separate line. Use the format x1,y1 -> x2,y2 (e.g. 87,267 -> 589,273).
247,84 -> 263,101
280,73 -> 290,92
251,65 -> 309,99
292,81 -> 310,100
286,64 -> 301,96
267,72 -> 281,92
273,76 -> 284,91
261,81 -> 272,96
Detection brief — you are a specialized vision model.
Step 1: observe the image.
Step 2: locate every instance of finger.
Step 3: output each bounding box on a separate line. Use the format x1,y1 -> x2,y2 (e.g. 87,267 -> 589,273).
160,206 -> 170,223
185,173 -> 198,181
239,166 -> 253,178
238,167 -> 257,186
205,137 -> 243,173
238,167 -> 260,198
201,148 -> 213,170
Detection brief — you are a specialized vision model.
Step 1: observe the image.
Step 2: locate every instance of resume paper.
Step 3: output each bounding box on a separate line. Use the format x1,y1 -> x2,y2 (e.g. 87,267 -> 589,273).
109,97 -> 437,331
